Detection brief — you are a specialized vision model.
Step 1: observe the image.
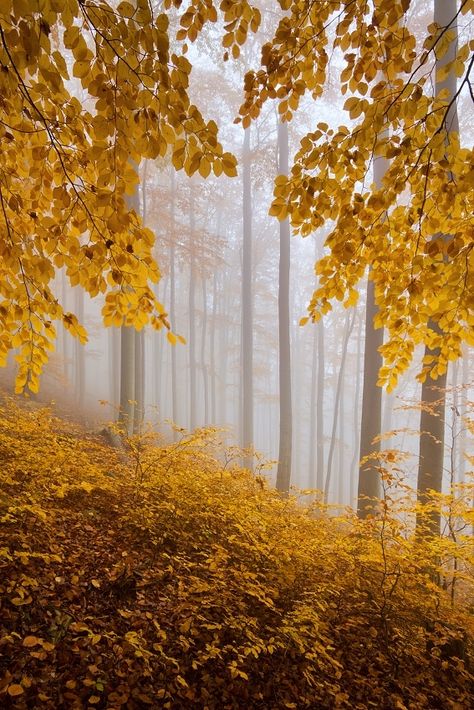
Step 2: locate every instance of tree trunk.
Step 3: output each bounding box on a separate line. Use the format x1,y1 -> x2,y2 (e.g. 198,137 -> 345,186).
308,233 -> 326,490
308,316 -> 318,488
350,309 -> 363,507
316,313 -> 325,491
357,134 -> 388,517
108,326 -> 120,410
416,0 -> 459,536
169,171 -> 178,437
201,277 -> 209,425
189,199 -> 197,431
118,162 -> 140,435
118,325 -> 135,435
74,287 -> 85,412
133,329 -> 144,434
210,271 -> 218,424
276,121 -> 292,493
325,310 -> 355,502
241,126 -> 254,468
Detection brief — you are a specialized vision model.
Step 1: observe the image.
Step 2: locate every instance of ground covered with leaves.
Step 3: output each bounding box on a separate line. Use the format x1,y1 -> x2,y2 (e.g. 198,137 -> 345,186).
0,398 -> 473,709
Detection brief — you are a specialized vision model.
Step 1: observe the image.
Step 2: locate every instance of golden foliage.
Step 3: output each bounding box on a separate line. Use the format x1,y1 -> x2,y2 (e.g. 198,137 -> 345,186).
237,0 -> 474,387
0,397 -> 473,707
0,0 -> 240,392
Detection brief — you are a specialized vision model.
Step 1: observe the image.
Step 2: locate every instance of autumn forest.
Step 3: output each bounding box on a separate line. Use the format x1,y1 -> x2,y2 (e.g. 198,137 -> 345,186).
0,0 -> 473,708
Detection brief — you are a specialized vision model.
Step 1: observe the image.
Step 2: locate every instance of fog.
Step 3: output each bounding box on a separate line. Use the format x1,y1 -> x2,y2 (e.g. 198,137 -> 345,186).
2,0 -> 473,510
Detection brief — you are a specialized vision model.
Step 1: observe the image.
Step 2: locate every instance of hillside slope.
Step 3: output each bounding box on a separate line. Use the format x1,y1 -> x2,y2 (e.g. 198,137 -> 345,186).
0,398 -> 473,709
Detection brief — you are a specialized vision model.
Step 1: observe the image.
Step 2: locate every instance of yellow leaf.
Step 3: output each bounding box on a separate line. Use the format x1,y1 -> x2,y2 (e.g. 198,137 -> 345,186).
8,684 -> 24,697
23,636 -> 41,648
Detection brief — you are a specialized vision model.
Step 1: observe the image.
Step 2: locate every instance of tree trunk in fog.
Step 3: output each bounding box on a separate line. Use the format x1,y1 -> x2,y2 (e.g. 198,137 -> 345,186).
459,348 -> 469,483
118,325 -> 135,435
417,361 -> 448,536
218,288 -> 228,426
189,199 -> 197,431
357,277 -> 383,516
308,323 -> 318,488
155,277 -> 168,414
201,277 -> 209,425
416,0 -> 458,536
108,327 -> 120,410
118,163 -> 140,435
141,161 -> 148,225
169,172 -> 178,436
74,287 -> 85,412
450,359 -> 459,485
61,270 -> 70,383
357,134 -> 388,517
308,239 -> 325,490
210,271 -> 218,423
316,314 -> 325,490
325,310 -> 355,502
241,126 -> 254,468
133,329 -> 144,434
338,369 -> 345,505
275,121 -> 292,493
382,391 -> 394,438
350,310 -> 363,506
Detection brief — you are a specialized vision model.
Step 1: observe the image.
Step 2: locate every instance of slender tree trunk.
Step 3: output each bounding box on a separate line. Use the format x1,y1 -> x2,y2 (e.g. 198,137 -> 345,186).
338,368 -> 346,505
325,310 -> 355,502
117,9 -> 139,436
118,325 -> 135,434
108,326 -> 120,410
189,201 -> 197,431
169,170 -> 178,436
219,287 -> 229,426
241,127 -> 254,468
316,314 -> 325,491
459,347 -> 468,483
74,287 -> 85,412
61,270 -> 70,383
133,160 -> 146,432
308,238 -> 326,491
276,121 -> 292,493
350,309 -> 363,507
133,329 -> 144,434
357,139 -> 388,517
201,277 -> 209,425
155,277 -> 168,414
416,0 -> 459,536
210,271 -> 218,424
308,319 -> 318,488
382,390 -> 394,443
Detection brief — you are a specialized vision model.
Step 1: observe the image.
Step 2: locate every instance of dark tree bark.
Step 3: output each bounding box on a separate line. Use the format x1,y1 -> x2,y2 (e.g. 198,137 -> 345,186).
416,0 -> 459,536
357,139 -> 388,517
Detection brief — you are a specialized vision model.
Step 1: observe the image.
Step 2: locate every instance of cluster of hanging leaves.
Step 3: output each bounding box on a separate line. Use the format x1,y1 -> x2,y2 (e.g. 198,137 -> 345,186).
1,396 -> 473,708
233,0 -> 474,389
0,0 -> 243,393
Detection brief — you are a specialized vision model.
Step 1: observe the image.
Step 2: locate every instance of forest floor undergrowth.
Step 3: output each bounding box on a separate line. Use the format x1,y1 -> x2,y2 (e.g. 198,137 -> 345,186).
0,395 -> 473,709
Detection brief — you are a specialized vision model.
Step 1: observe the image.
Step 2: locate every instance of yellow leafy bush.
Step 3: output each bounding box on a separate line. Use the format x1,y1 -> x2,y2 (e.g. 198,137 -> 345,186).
0,397 -> 473,708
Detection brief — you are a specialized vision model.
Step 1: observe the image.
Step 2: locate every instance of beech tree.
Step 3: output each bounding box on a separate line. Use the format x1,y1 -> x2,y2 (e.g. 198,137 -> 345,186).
275,120 -> 292,493
248,0 -> 474,387
417,0 -> 461,535
0,0 -> 239,393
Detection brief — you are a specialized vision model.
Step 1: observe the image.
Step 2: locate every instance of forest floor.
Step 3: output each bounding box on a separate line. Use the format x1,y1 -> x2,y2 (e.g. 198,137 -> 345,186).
0,394 -> 473,709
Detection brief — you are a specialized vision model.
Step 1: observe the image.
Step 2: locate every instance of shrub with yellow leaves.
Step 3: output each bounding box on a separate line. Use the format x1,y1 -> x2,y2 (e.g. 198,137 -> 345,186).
0,396 -> 473,708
